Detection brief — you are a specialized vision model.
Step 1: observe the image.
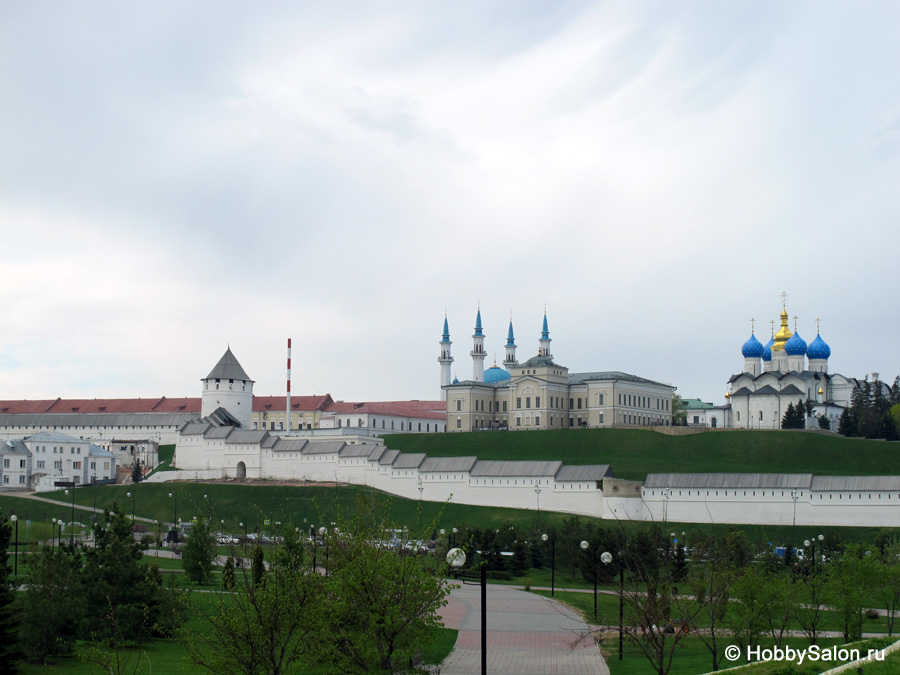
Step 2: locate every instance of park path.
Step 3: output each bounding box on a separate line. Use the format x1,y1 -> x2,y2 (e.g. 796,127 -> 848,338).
438,582 -> 609,675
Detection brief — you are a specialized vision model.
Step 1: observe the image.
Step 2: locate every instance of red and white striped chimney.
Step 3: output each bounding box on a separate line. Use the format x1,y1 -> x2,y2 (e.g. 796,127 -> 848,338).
286,338 -> 292,432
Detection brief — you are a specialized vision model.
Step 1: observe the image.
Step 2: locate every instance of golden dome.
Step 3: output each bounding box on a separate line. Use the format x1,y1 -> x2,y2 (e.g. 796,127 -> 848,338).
817,388 -> 823,395
772,307 -> 793,352
724,391 -> 731,399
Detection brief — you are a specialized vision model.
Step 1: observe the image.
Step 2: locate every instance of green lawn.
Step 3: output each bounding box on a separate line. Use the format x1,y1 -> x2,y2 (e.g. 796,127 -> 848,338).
3,481 -> 897,556
383,428 -> 900,481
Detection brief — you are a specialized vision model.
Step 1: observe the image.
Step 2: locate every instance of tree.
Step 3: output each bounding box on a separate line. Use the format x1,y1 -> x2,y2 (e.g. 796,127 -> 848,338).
222,557 -> 236,591
188,561 -> 321,675
17,545 -> 84,663
274,526 -> 304,573
131,459 -> 143,485
793,567 -> 830,645
183,515 -> 217,585
687,554 -> 736,672
315,520 -> 452,673
251,546 -> 266,586
818,414 -> 831,430
672,394 -> 687,427
727,565 -> 771,662
0,512 -> 19,673
81,507 -> 175,645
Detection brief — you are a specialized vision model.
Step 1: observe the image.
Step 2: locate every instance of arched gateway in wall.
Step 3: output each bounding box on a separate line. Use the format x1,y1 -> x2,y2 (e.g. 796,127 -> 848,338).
236,461 -> 246,479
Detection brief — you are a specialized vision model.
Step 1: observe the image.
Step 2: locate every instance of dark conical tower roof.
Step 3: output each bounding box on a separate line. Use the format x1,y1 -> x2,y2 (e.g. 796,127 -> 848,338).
204,348 -> 253,381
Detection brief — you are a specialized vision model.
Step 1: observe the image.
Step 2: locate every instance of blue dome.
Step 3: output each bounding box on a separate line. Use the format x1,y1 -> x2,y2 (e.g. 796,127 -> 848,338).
484,366 -> 511,383
785,330 -> 807,356
452,376 -> 459,384
741,333 -> 764,358
807,333 -> 831,360
762,336 -> 774,362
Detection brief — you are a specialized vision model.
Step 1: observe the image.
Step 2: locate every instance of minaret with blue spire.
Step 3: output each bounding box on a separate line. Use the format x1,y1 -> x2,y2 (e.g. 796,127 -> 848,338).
503,315 -> 517,369
470,306 -> 486,382
539,310 -> 552,358
438,314 -> 454,400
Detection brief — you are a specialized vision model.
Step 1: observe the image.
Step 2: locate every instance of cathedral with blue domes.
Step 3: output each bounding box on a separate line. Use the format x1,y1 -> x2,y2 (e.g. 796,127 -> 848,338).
719,297 -> 883,430
439,309 -> 676,432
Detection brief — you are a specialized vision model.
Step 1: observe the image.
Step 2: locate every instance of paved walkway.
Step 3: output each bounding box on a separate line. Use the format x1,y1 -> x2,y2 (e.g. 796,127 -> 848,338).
438,583 -> 609,675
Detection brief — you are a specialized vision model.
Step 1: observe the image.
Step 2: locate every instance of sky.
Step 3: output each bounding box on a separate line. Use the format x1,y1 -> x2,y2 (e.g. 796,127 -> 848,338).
1,1 -> 899,406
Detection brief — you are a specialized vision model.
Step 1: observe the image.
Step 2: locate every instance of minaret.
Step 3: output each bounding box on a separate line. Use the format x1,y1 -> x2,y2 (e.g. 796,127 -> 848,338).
438,315 -> 454,400
503,315 -> 517,369
538,311 -> 552,358
470,307 -> 486,382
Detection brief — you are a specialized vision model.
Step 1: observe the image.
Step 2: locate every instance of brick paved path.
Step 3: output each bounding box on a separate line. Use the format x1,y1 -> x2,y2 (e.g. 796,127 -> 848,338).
438,583 -> 610,675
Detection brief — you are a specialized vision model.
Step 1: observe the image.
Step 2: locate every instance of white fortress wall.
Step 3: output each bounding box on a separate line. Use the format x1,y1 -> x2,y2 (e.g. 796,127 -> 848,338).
172,427 -> 900,527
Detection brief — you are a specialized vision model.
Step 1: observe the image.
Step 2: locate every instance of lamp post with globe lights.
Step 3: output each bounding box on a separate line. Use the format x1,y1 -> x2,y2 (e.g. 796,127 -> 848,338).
64,487 -> 76,545
542,533 -> 556,597
580,540 -> 598,620
168,491 -> 179,543
447,547 -> 486,675
10,515 -> 18,576
601,551 -> 624,661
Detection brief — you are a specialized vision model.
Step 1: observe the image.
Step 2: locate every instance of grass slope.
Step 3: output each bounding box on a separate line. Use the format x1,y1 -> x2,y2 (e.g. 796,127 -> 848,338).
383,429 -> 898,480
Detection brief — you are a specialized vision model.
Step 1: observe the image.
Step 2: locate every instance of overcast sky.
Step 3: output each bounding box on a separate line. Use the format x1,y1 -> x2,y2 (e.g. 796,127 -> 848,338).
1,1 -> 898,407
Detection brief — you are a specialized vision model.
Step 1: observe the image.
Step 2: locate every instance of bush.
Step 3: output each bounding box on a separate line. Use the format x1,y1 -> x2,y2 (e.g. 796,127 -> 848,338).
486,570 -> 511,580
865,608 -> 880,620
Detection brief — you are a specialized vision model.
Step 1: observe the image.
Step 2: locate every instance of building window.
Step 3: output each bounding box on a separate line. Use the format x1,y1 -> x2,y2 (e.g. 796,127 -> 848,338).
502,401 -> 507,412
382,420 -> 385,429
577,398 -> 582,409
515,415 -> 521,427
517,397 -> 522,409
526,397 -> 531,409
253,422 -> 258,429
279,422 -> 284,430
391,421 -> 395,430
456,418 -> 461,428
2,460 -> 7,468
18,475 -> 25,484
535,396 -> 541,408
599,393 -> 605,405
37,461 -> 45,469
456,399 -> 462,411
400,422 -> 404,430
599,413 -> 604,424
759,411 -> 763,421
535,415 -> 541,425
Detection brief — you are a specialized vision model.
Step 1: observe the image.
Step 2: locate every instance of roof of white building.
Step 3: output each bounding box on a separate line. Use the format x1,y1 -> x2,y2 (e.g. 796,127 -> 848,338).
569,371 -> 674,389
419,456 -> 478,473
645,473 -> 814,489
470,460 -> 563,477
811,476 -> 900,491
555,465 -> 614,481
392,453 -> 427,469
302,441 -> 345,455
24,430 -> 85,443
204,348 -> 252,382
1,439 -> 30,455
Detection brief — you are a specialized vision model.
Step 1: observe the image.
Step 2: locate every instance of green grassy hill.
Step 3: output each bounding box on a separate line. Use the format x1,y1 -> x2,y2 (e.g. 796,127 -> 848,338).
381,429 -> 899,481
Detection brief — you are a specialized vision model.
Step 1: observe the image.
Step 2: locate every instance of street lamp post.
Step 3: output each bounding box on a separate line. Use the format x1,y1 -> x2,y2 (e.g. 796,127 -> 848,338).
240,522 -> 247,556
542,533 -> 556,597
126,490 -> 135,524
534,481 -> 542,523
64,487 -> 76,545
581,540 -> 597,620
447,548 -> 486,675
10,515 -> 18,576
319,526 -> 328,576
601,551 -> 624,661
168,491 -> 179,543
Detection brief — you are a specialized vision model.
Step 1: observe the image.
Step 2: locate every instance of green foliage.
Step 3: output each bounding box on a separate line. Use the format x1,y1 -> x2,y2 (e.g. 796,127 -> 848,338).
17,545 -> 84,663
781,400 -> 806,429
222,557 -> 236,591
251,546 -> 265,586
131,459 -> 143,484
182,515 -> 217,585
315,520 -> 452,674
188,563 -> 321,675
671,394 -> 687,427
274,526 -> 304,572
0,512 -> 19,673
82,507 -> 180,645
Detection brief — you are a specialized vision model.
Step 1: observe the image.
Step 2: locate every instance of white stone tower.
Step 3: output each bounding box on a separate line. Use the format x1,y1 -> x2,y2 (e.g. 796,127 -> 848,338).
503,316 -> 517,369
470,307 -> 486,382
438,315 -> 454,400
201,347 -> 254,428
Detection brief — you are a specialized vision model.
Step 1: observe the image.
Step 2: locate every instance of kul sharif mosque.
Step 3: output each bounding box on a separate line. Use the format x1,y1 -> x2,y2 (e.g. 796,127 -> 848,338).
721,295 -> 883,430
